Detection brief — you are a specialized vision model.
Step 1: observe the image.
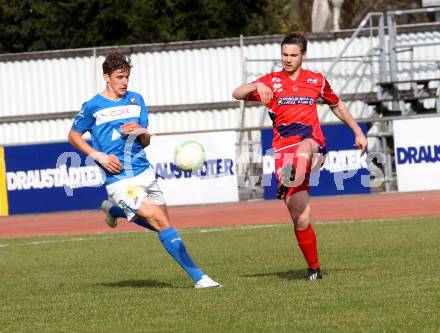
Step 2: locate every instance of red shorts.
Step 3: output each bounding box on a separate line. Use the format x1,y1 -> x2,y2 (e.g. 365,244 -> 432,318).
274,142 -> 326,200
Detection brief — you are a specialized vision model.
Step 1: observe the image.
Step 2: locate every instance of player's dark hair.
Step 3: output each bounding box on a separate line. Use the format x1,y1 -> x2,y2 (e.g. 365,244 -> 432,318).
102,51 -> 132,76
281,33 -> 307,53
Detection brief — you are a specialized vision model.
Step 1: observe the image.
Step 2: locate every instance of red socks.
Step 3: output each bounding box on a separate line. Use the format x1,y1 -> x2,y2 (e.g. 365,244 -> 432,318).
294,223 -> 320,269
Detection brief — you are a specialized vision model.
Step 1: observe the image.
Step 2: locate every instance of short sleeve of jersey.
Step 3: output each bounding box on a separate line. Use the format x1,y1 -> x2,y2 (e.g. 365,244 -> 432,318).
71,102 -> 95,134
138,95 -> 149,128
247,74 -> 273,101
320,76 -> 340,106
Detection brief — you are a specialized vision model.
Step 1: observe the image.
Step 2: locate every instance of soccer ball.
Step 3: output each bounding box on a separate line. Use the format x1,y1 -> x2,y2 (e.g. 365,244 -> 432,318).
174,140 -> 206,171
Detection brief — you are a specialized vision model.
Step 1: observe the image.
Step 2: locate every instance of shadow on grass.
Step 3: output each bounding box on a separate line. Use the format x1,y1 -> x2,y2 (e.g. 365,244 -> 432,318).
243,269 -> 305,280
97,279 -> 176,289
243,267 -> 357,280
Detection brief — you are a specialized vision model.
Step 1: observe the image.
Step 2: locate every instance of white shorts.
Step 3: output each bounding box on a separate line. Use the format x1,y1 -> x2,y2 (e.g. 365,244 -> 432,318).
105,167 -> 166,221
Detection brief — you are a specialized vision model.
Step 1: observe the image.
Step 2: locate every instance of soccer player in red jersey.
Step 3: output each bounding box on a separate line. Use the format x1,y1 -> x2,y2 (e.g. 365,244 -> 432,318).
232,32 -> 368,280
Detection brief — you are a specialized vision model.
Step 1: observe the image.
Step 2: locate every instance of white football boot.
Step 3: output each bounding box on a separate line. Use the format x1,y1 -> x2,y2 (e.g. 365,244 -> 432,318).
194,275 -> 223,289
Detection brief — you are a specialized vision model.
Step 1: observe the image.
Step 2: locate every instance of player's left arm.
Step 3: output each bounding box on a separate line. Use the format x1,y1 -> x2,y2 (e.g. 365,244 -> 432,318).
138,129 -> 151,147
330,101 -> 368,155
120,122 -> 151,147
121,95 -> 151,147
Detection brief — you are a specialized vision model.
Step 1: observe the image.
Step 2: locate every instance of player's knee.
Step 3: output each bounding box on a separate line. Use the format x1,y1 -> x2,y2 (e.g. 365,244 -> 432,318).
292,211 -> 310,230
295,216 -> 310,230
136,210 -> 169,232
149,218 -> 169,231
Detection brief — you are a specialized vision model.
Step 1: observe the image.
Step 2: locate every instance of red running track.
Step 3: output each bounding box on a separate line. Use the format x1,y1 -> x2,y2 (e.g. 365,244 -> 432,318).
0,191 -> 439,238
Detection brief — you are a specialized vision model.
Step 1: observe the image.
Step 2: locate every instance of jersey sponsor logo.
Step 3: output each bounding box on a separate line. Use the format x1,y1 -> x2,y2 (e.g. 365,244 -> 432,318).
277,96 -> 315,106
155,158 -> 234,179
396,145 -> 440,164
307,78 -> 318,84
6,165 -> 104,191
94,105 -> 141,126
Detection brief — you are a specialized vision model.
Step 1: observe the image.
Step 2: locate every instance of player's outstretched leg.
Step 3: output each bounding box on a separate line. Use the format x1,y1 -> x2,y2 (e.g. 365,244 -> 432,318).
158,227 -> 222,288
137,201 -> 222,288
294,223 -> 322,281
100,200 -> 155,231
286,191 -> 322,281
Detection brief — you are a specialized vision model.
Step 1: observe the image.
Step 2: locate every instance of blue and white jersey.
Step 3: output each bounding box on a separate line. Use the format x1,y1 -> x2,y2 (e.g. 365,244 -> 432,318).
71,91 -> 150,185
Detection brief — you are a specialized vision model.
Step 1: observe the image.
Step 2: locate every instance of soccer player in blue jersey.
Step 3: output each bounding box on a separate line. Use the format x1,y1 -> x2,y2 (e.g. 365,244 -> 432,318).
68,51 -> 221,289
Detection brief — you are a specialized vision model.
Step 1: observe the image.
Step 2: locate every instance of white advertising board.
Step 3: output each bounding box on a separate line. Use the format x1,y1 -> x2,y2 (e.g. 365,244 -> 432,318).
393,117 -> 440,192
145,131 -> 239,205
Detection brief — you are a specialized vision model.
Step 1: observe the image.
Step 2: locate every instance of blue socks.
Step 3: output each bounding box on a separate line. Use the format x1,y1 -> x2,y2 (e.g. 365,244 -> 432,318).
109,204 -> 126,218
132,217 -> 156,231
109,204 -> 155,231
158,227 -> 205,283
109,205 -> 204,282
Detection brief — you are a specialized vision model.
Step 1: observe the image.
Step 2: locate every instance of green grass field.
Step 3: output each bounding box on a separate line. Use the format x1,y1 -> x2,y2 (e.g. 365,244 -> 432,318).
1,217 -> 439,332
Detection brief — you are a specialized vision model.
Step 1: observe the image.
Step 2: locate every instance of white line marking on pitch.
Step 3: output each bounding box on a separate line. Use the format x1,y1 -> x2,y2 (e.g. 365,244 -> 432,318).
0,232 -> 134,248
196,224 -> 285,233
0,217 -> 428,248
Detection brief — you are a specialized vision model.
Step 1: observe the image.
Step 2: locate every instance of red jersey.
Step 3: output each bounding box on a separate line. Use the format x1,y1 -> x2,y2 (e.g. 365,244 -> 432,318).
249,69 -> 339,150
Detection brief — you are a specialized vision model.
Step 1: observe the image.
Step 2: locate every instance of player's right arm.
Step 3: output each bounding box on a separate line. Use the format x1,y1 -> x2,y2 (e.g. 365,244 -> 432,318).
232,82 -> 273,105
68,130 -> 123,174
69,103 -> 122,174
